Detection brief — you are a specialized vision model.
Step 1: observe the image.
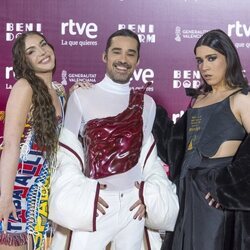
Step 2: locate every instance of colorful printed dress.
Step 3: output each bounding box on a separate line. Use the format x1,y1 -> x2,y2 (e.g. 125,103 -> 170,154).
0,82 -> 65,249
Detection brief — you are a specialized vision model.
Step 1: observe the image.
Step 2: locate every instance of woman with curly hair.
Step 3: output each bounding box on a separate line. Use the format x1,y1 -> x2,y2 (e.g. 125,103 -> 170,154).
0,31 -> 66,250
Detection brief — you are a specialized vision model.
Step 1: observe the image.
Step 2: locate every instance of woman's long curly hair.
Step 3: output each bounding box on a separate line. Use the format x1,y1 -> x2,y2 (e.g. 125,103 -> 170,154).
194,29 -> 248,94
12,31 -> 58,165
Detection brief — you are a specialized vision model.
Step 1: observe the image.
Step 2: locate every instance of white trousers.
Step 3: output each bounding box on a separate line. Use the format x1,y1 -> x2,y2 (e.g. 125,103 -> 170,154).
70,187 -> 145,250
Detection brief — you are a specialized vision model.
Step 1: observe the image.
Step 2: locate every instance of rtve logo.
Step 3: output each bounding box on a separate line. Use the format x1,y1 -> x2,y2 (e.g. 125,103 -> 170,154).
130,68 -> 154,84
6,23 -> 42,41
228,21 -> 250,37
61,19 -> 98,38
5,66 -> 14,79
172,110 -> 185,124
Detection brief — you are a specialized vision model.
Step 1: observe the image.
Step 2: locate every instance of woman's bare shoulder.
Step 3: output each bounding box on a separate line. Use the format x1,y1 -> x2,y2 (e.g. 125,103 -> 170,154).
233,88 -> 250,103
8,78 -> 33,105
11,78 -> 32,92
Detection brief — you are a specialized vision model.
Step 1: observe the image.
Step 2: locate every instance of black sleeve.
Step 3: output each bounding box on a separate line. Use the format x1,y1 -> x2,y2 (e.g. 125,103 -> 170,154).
152,104 -> 174,164
209,134 -> 250,210
152,104 -> 187,181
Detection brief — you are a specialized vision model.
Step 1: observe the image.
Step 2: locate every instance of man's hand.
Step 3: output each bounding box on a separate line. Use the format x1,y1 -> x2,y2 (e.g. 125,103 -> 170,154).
97,184 -> 109,217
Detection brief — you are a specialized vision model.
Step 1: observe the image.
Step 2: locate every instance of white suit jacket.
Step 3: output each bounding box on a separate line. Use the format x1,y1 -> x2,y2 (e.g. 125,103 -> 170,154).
49,128 -> 179,249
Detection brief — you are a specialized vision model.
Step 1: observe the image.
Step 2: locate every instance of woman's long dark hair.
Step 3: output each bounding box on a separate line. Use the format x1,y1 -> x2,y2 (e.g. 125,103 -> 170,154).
194,29 -> 248,93
12,31 -> 58,165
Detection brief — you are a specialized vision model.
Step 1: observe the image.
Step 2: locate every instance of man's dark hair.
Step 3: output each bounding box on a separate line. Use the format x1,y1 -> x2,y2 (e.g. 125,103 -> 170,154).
105,29 -> 141,61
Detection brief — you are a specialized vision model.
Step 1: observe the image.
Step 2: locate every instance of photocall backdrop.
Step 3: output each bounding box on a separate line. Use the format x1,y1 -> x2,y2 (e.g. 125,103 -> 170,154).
1,0 -> 250,143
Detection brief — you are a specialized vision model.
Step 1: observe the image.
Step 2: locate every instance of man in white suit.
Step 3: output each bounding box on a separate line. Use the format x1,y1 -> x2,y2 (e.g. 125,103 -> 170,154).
49,29 -> 179,250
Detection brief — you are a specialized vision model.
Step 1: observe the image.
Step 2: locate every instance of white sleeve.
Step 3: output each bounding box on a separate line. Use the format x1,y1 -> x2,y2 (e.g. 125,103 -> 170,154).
142,95 -> 156,145
49,135 -> 99,231
64,91 -> 83,137
140,134 -> 179,231
141,229 -> 163,250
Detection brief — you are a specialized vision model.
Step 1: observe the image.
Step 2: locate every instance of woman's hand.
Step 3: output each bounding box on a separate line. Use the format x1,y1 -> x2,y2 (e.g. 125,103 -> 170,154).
0,196 -> 18,232
69,81 -> 93,94
205,192 -> 222,209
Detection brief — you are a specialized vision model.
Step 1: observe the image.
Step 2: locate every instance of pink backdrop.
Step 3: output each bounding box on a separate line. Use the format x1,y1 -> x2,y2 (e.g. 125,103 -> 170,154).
1,0 -> 250,142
